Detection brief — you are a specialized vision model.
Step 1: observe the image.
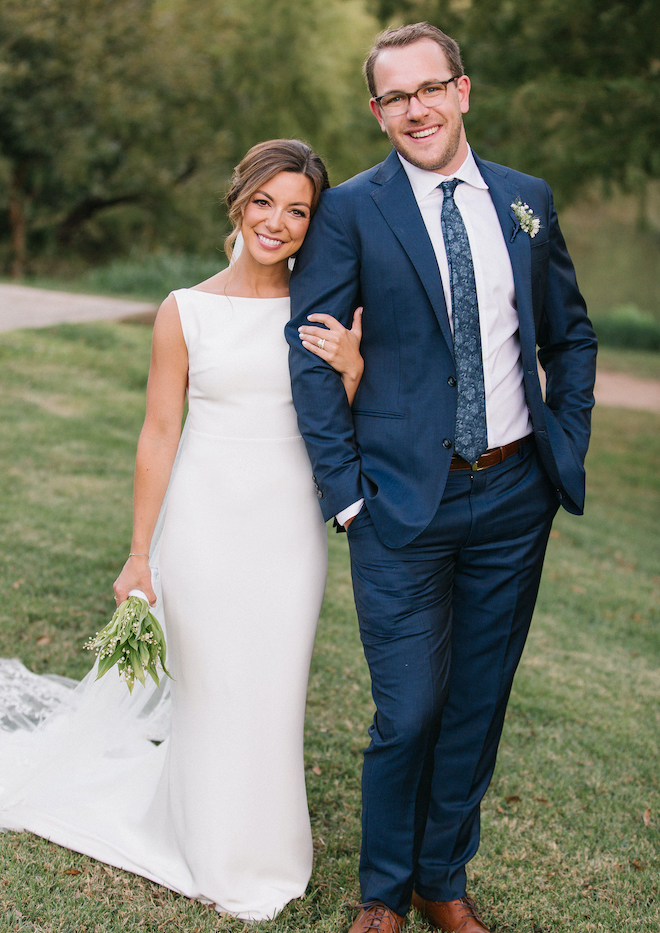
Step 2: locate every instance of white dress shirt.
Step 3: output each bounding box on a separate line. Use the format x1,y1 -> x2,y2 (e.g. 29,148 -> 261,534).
336,148 -> 532,527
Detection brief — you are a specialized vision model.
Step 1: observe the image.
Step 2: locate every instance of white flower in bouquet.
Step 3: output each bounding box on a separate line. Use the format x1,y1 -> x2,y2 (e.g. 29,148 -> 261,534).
85,590 -> 172,693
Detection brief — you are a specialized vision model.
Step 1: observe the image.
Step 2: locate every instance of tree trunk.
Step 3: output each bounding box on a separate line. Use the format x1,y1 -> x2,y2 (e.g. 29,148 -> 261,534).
56,194 -> 142,244
8,165 -> 27,280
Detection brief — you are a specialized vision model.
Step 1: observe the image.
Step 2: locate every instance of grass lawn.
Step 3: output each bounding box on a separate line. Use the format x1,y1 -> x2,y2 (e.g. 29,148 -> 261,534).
595,347 -> 660,381
0,322 -> 658,932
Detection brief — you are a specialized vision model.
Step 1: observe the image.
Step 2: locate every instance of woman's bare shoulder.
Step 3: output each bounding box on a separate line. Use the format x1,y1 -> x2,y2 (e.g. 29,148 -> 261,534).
152,293 -> 185,347
189,268 -> 233,295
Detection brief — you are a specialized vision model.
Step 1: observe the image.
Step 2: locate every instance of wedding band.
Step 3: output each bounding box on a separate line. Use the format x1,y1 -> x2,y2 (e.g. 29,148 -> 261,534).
318,338 -> 325,350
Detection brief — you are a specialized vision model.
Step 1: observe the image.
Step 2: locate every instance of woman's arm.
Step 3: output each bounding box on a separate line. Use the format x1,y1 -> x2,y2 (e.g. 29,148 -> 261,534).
113,295 -> 188,604
298,307 -> 363,405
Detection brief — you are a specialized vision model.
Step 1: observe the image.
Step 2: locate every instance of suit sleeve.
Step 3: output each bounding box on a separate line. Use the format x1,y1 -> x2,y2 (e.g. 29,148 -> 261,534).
285,191 -> 363,522
537,182 -> 597,469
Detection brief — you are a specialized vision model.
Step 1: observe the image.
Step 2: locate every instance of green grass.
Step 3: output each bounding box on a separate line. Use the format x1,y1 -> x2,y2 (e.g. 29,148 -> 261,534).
0,324 -> 658,932
560,191 -> 660,324
596,347 -> 660,381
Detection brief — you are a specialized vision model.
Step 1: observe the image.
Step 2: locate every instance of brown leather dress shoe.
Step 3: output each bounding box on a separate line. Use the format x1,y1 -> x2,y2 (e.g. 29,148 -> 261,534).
411,892 -> 490,933
348,901 -> 405,933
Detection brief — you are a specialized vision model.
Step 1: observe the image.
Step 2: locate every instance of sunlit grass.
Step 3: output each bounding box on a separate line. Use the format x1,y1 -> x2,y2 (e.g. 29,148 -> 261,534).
0,324 -> 658,932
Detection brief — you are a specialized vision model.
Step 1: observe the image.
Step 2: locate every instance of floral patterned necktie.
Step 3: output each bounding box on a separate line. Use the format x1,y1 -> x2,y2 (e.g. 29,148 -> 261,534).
440,178 -> 488,465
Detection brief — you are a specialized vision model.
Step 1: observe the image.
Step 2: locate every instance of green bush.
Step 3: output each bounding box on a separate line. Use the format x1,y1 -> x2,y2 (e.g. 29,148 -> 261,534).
594,305 -> 660,352
80,251 -> 226,302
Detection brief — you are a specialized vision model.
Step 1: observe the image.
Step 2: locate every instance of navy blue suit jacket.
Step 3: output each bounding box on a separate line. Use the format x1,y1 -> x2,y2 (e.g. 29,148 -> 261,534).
286,149 -> 597,549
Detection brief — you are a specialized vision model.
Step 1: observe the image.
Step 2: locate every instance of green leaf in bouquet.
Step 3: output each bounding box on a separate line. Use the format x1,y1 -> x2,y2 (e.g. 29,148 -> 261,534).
136,600 -> 149,623
129,647 -> 146,686
96,644 -> 125,680
85,594 -> 173,692
159,639 -> 170,678
146,662 -> 161,688
149,615 -> 166,642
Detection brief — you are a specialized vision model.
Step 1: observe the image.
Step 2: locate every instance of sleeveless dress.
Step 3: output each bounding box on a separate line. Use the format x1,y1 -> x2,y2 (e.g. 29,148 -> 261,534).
0,289 -> 328,920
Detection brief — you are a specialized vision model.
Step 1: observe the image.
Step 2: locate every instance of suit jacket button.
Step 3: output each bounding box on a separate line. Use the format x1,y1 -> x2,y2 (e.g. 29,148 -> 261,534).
443,438 -> 452,449
447,376 -> 457,387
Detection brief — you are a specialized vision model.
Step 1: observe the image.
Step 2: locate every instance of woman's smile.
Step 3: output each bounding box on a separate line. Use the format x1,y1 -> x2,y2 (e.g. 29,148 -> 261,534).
256,232 -> 287,249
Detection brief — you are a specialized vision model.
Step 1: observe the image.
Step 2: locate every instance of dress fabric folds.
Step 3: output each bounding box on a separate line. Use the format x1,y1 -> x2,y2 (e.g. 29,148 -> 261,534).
0,289 -> 328,920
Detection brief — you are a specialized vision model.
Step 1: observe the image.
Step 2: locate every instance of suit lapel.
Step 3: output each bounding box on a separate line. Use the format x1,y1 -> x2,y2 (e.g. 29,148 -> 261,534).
370,152 -> 454,355
369,151 -> 540,369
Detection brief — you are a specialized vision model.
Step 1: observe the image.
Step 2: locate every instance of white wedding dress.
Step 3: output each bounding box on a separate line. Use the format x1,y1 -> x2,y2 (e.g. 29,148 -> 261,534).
0,288 -> 328,920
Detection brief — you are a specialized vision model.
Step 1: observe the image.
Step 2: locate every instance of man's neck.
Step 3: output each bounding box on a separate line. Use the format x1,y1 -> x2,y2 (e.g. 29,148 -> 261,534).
398,145 -> 472,180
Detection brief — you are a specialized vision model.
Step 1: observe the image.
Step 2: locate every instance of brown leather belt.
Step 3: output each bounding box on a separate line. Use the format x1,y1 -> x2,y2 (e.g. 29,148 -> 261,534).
449,434 -> 533,471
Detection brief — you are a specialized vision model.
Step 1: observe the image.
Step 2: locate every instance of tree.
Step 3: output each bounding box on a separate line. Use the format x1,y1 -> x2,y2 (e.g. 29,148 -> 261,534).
0,0 -> 386,276
205,0 -> 387,184
0,0 -> 223,277
371,0 -> 660,209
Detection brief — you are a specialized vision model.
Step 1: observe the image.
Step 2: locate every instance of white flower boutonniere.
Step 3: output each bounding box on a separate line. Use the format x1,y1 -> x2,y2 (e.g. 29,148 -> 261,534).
511,198 -> 541,238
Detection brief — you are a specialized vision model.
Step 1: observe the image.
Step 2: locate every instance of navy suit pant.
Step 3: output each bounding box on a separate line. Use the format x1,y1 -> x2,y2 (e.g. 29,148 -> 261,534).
346,442 -> 559,915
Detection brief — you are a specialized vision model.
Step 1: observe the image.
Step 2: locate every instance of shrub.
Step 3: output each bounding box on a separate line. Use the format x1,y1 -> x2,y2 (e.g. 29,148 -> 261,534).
594,305 -> 660,352
80,252 -> 226,302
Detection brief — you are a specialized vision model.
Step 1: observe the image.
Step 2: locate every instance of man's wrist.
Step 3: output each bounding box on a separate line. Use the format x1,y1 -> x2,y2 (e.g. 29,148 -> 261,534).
336,499 -> 364,527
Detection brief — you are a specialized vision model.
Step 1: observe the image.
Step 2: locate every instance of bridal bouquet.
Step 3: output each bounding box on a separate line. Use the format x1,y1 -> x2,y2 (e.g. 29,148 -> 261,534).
85,591 -> 172,693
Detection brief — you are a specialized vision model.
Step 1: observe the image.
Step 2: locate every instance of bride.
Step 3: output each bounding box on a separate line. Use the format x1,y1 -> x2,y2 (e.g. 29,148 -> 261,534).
0,139 -> 363,921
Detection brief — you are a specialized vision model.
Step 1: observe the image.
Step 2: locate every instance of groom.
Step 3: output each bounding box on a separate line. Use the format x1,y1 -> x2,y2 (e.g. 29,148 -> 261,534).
286,22 -> 596,933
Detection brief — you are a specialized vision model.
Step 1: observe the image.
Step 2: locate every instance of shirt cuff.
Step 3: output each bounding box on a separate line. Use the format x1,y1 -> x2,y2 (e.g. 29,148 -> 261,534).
336,499 -> 364,527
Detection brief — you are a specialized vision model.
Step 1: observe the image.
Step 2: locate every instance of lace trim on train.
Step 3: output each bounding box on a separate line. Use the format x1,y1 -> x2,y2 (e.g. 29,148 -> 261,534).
0,659 -> 78,732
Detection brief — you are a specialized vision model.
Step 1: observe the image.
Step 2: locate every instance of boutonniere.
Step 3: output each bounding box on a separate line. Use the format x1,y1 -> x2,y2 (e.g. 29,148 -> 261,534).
510,198 -> 541,239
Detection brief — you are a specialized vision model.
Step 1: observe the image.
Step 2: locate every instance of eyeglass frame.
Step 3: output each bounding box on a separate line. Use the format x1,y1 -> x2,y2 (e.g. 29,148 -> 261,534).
372,77 -> 463,114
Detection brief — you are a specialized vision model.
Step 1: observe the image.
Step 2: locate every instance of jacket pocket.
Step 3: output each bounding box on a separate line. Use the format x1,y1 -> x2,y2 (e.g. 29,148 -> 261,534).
530,240 -> 549,263
352,409 -> 404,419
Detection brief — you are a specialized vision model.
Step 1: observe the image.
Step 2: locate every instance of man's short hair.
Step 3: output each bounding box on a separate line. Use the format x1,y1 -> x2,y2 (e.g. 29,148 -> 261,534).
364,22 -> 464,98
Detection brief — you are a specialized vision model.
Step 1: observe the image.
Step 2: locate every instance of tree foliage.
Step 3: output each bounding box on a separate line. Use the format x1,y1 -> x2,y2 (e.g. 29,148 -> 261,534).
5,0 -> 654,275
0,0 -> 385,275
373,0 -> 660,207
0,0 -> 210,275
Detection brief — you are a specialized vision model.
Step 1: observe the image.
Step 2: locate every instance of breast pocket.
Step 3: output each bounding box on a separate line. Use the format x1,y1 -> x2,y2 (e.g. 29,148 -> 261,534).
530,240 -> 549,264
530,241 -> 549,339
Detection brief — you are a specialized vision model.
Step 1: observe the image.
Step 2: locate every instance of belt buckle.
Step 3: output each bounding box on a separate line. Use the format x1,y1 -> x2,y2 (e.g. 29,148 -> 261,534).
472,458 -> 485,471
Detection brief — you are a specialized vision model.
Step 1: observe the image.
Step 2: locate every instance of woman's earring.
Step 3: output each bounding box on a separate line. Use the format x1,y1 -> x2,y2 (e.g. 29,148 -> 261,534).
231,231 -> 244,263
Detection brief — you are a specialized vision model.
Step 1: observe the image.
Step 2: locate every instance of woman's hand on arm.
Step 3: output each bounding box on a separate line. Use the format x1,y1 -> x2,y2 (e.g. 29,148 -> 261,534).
113,294 -> 188,605
298,307 -> 364,406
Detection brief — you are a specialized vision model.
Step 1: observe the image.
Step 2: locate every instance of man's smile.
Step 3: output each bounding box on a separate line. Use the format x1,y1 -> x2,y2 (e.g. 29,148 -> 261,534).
407,125 -> 441,139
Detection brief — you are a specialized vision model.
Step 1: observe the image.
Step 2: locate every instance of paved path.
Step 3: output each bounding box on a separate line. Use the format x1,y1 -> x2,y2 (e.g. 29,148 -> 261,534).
594,370 -> 660,414
1,283 -> 658,413
0,283 -> 155,332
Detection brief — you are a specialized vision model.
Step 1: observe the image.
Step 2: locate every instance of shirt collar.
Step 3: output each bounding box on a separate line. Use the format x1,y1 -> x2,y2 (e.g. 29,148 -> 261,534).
398,147 -> 488,202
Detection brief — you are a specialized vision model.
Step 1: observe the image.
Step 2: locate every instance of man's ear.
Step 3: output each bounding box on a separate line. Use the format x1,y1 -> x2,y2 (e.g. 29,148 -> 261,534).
457,75 -> 471,115
369,98 -> 387,132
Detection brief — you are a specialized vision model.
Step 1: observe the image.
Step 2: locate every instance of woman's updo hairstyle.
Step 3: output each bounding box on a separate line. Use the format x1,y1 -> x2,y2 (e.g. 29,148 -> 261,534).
224,139 -> 330,260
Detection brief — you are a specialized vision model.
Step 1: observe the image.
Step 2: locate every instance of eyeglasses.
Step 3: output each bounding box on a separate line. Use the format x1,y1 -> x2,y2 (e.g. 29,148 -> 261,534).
373,77 -> 461,116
